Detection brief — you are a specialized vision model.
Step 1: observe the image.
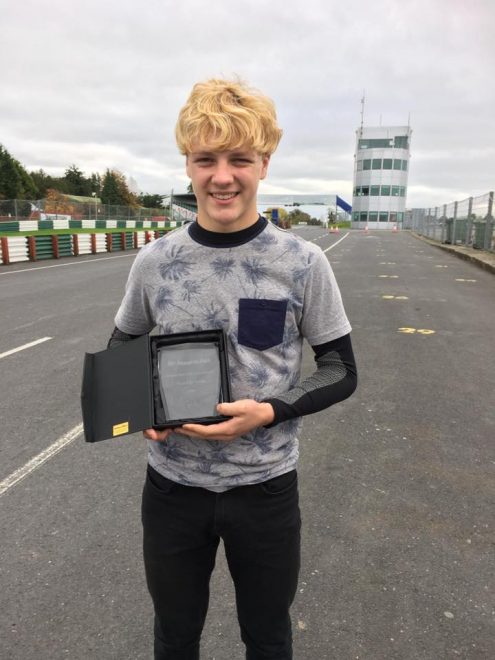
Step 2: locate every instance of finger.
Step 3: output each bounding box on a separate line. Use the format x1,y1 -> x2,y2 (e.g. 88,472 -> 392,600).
178,422 -> 235,438
217,401 -> 244,415
143,428 -> 173,441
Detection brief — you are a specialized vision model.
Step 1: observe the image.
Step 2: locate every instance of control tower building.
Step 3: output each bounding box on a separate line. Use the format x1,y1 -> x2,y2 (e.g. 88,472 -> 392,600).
351,125 -> 412,229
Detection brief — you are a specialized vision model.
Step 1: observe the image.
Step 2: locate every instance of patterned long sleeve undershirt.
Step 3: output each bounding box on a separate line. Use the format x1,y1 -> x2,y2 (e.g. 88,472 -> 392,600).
262,333 -> 357,426
108,328 -> 357,427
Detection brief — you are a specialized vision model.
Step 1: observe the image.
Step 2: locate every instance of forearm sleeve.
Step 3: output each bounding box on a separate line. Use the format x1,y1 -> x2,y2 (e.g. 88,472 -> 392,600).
263,333 -> 357,426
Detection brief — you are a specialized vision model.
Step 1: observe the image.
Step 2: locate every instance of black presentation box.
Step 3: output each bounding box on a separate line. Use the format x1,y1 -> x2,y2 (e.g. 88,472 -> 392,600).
81,329 -> 232,443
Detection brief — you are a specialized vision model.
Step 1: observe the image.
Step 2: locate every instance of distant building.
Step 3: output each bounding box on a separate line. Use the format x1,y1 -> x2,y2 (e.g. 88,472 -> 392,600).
351,125 -> 412,229
172,193 -> 353,226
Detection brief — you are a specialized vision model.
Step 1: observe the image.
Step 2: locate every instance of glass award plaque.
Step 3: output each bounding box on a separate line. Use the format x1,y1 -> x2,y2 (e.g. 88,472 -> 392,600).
157,342 -> 221,421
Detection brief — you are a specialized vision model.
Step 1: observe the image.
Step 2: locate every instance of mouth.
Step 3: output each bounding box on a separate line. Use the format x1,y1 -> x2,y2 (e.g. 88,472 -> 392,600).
209,192 -> 239,201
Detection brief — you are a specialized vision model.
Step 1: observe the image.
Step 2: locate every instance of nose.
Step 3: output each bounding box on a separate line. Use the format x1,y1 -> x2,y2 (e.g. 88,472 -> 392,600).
211,160 -> 234,186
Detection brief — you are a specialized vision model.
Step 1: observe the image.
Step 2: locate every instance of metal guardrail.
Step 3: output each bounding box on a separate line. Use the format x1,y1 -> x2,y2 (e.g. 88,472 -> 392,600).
406,191 -> 494,252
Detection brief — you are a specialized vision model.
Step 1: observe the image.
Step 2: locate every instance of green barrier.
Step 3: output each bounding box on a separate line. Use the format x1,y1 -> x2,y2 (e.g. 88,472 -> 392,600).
69,220 -> 82,229
117,220 -> 126,228
39,220 -> 54,230
111,234 -> 123,251
125,233 -> 134,249
34,235 -> 55,259
96,220 -> 107,229
58,234 -> 73,257
0,222 -> 20,232
135,221 -> 143,228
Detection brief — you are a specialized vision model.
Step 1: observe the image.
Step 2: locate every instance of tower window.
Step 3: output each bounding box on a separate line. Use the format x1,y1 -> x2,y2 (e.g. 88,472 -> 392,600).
358,138 -> 393,149
394,136 -> 409,149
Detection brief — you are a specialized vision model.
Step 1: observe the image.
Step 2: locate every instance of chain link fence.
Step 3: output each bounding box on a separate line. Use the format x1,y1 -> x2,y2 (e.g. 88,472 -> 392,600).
0,198 -> 170,222
406,191 -> 494,252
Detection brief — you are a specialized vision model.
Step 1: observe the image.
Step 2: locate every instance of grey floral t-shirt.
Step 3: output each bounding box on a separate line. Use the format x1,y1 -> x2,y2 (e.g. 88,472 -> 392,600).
115,221 -> 351,490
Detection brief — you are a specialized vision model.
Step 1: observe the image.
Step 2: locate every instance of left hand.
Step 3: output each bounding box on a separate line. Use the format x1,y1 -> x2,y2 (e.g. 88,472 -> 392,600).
175,399 -> 275,442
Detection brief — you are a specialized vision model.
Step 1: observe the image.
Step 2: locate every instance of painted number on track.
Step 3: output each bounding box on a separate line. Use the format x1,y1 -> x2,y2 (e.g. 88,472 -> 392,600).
398,327 -> 436,335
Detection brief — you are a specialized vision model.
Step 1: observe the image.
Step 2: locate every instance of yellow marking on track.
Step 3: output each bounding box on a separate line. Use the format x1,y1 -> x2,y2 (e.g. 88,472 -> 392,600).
398,327 -> 436,335
435,265 -> 448,268
382,295 -> 409,300
378,275 -> 399,278
455,278 -> 477,282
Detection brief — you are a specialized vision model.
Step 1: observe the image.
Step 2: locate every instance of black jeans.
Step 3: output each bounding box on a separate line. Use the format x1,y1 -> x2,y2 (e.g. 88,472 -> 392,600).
142,466 -> 301,660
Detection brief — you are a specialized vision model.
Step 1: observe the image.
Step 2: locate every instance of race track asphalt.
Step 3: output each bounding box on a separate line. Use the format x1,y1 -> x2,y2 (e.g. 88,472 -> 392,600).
1,228 -> 494,659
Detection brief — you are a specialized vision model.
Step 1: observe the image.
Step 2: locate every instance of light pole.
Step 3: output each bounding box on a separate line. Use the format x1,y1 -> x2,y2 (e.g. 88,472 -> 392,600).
92,192 -> 97,221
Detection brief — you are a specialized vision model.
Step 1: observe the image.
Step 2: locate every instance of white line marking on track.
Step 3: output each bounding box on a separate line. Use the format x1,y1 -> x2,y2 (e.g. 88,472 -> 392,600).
0,253 -> 135,276
0,336 -> 52,359
323,232 -> 350,252
0,423 -> 84,497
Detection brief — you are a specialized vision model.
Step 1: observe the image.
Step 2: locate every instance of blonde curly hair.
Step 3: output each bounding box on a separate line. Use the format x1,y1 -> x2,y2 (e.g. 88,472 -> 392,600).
175,78 -> 283,156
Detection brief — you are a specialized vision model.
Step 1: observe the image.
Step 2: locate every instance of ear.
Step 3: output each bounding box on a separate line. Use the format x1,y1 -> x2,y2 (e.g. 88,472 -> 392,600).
185,155 -> 191,179
260,154 -> 270,180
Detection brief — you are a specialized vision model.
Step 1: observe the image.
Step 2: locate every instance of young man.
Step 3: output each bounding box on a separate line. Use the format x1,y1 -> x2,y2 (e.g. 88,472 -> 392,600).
109,78 -> 357,660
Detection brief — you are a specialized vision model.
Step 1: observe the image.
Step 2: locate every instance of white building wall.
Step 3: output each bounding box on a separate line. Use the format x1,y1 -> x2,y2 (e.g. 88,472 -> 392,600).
352,126 -> 412,229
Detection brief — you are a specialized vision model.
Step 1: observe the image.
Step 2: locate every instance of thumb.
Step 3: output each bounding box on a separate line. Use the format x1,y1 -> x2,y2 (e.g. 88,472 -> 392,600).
217,401 -> 236,415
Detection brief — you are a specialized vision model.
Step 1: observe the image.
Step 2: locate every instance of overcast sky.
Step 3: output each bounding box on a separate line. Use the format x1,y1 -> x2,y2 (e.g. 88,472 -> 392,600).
2,0 -> 493,207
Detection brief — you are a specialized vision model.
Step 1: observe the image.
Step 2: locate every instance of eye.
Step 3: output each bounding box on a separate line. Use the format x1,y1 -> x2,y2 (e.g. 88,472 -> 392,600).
195,157 -> 213,164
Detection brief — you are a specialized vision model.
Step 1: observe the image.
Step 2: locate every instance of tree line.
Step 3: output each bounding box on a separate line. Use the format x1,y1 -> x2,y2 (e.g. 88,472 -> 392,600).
0,144 -> 165,209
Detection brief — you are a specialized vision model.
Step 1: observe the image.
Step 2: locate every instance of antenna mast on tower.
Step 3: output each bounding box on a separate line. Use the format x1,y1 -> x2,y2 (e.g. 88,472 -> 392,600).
360,91 -> 366,137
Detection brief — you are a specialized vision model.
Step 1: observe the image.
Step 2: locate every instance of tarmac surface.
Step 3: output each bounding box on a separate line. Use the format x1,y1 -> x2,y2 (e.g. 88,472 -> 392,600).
411,232 -> 495,275
1,228 -> 494,659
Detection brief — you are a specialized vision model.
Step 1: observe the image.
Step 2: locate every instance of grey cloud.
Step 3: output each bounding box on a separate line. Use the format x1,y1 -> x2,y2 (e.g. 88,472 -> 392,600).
1,0 -> 493,205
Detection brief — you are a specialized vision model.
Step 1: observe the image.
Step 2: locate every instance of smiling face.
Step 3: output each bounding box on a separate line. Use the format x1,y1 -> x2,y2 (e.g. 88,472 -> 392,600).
186,145 -> 270,233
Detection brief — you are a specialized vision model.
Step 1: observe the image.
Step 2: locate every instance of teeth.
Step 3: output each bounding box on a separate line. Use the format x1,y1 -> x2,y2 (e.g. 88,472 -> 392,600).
212,193 -> 237,200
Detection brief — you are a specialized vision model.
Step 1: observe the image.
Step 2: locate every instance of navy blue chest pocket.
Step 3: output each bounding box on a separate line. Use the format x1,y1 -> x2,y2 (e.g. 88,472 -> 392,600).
238,299 -> 288,351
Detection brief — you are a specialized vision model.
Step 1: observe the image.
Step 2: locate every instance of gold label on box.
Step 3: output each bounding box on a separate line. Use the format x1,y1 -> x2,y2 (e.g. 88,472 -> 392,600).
112,421 -> 129,436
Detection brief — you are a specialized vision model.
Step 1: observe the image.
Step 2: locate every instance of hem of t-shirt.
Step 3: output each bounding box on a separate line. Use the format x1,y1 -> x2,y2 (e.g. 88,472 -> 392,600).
113,314 -> 151,337
306,323 -> 352,348
188,215 -> 268,247
148,459 -> 298,492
